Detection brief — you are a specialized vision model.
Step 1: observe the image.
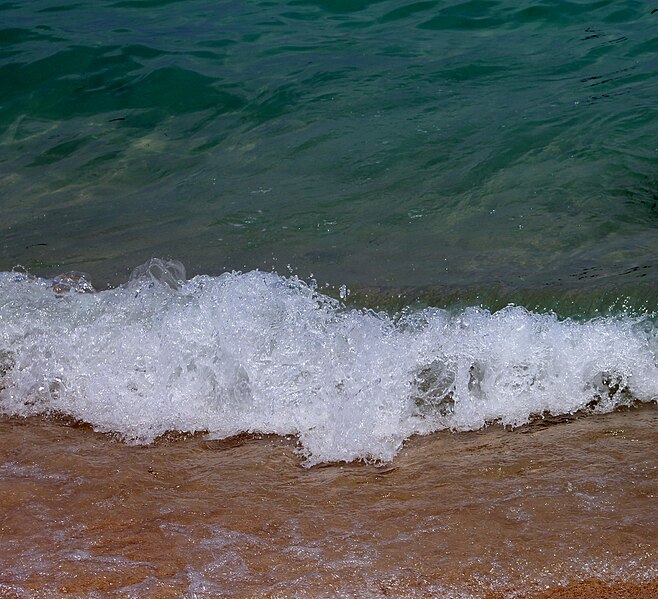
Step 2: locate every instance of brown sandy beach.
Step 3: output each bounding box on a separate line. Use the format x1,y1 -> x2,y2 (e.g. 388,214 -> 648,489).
1,405 -> 656,598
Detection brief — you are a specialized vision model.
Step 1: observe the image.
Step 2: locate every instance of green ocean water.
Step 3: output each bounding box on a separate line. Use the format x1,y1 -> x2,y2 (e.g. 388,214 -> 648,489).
1,0 -> 657,314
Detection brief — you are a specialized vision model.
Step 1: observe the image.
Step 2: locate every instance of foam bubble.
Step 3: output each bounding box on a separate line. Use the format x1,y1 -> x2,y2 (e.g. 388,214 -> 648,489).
0,261 -> 656,464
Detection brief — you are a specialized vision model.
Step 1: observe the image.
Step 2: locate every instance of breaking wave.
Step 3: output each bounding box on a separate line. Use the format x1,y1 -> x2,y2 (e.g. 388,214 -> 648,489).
1,260 -> 656,464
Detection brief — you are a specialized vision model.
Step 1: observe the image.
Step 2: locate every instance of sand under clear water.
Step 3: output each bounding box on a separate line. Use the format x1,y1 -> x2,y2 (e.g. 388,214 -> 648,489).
1,404 -> 656,598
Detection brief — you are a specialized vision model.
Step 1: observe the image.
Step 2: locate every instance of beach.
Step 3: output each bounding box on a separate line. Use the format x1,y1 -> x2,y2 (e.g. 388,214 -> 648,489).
1,405 -> 656,597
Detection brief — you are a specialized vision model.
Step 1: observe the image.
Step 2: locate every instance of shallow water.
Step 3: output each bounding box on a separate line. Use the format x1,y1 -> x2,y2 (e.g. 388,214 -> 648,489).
1,406 -> 656,597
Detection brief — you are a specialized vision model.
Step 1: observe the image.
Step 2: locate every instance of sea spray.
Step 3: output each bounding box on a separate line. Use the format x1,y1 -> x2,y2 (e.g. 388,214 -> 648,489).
0,260 -> 656,465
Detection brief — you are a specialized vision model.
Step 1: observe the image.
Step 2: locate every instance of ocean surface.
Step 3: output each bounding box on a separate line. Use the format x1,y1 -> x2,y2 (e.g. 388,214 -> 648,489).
1,0 -> 657,596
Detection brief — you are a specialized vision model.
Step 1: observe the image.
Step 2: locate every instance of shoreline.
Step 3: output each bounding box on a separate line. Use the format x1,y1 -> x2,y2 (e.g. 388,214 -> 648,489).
1,406 -> 656,597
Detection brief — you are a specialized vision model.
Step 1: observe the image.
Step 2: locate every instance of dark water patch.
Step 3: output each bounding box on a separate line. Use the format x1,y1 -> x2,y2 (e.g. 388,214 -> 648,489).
118,67 -> 245,113
380,1 -> 438,23
29,137 -> 90,167
0,26 -> 62,46
110,0 -> 189,7
632,35 -> 658,55
602,5 -> 649,24
37,3 -> 85,13
1,37 -> 246,126
287,0 -> 387,14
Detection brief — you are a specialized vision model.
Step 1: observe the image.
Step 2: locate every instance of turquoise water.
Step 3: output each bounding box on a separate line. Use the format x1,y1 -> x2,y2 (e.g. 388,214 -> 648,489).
1,0 -> 658,312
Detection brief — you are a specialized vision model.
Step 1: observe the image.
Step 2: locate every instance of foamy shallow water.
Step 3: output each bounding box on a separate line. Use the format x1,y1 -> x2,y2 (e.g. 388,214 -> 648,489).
1,260 -> 657,464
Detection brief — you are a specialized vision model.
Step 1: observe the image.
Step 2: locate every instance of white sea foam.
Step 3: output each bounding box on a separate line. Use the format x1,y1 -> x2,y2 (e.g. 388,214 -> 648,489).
0,260 -> 656,464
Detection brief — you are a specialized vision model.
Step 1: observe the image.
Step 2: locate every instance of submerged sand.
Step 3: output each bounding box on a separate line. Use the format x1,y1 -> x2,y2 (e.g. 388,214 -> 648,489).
0,405 -> 656,597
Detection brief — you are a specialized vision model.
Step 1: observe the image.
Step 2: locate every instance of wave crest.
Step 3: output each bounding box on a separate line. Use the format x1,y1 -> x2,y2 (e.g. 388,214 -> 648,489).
1,262 -> 656,464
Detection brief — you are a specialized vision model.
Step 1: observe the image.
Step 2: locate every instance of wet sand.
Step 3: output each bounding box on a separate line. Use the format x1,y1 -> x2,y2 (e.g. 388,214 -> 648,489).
0,405 -> 656,598
535,580 -> 658,598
